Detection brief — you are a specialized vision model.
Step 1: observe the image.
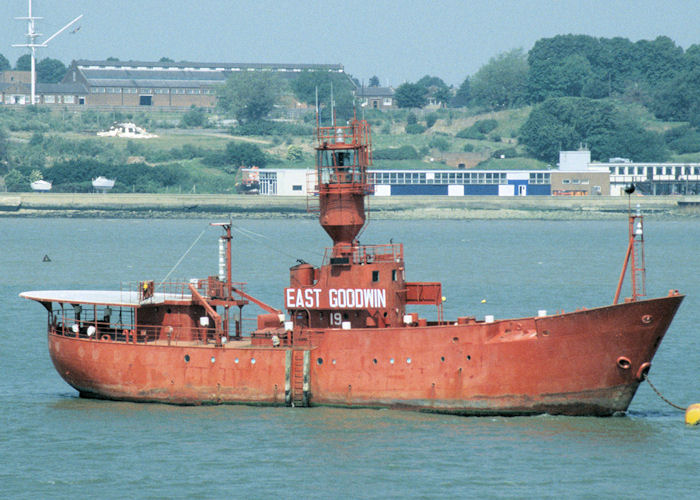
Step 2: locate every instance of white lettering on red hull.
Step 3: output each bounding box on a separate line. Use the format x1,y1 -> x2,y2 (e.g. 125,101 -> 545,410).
285,288 -> 386,309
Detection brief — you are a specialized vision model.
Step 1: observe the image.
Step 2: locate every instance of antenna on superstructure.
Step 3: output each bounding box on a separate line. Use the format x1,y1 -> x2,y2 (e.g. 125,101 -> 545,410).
315,86 -> 319,128
13,0 -> 83,105
330,81 -> 335,127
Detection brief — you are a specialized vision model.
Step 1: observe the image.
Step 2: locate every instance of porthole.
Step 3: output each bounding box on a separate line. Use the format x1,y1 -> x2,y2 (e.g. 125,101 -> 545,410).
184,354 -> 190,362
373,358 -> 378,364
466,355 -> 471,361
332,359 -> 336,365
390,358 -> 395,364
234,358 -> 239,364
317,357 -> 323,365
440,356 -> 445,362
406,357 -> 412,364
251,358 -> 256,364
210,357 -> 216,364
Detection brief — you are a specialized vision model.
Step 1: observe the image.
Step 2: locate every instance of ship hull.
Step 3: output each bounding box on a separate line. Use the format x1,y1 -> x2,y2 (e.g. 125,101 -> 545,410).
47,294 -> 683,416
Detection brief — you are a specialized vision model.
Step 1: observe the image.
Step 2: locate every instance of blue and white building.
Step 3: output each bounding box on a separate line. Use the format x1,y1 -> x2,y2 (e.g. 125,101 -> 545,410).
369,170 -> 551,196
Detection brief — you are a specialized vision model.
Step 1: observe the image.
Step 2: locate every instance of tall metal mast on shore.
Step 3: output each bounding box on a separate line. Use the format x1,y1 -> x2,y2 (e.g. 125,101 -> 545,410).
12,0 -> 82,105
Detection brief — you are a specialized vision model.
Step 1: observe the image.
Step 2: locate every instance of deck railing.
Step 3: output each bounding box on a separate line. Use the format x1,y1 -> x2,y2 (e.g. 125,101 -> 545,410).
50,316 -> 220,346
322,243 -> 403,266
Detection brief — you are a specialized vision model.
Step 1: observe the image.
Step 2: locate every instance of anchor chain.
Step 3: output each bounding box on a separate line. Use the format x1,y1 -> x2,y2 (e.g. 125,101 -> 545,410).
643,373 -> 685,411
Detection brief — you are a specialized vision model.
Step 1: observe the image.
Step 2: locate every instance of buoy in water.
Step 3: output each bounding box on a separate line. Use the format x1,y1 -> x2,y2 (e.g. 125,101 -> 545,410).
686,404 -> 700,425
42,254 -> 51,262
481,299 -> 487,304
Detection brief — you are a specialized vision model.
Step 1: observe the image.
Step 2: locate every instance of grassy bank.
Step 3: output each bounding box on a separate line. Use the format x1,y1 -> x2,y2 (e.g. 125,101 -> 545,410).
2,193 -> 699,219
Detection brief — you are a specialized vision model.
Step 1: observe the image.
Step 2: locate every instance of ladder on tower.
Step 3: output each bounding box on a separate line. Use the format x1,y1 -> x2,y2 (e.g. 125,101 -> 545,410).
306,170 -> 320,213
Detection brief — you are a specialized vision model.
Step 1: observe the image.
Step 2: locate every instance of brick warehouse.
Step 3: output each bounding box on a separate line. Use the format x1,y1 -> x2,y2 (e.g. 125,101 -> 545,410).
1,59 -> 350,109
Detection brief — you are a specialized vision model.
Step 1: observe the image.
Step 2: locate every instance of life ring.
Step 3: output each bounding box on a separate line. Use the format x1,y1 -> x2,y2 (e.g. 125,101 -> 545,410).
101,334 -> 111,341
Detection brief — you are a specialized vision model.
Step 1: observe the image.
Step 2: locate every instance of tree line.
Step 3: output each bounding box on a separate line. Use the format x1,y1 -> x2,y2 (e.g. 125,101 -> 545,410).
392,34 -> 700,119
0,53 -> 67,83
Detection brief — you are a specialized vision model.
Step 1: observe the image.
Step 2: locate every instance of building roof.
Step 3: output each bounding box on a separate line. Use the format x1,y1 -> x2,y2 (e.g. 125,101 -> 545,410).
67,59 -> 352,89
356,86 -> 394,98
0,81 -> 87,94
37,82 -> 88,93
74,59 -> 345,72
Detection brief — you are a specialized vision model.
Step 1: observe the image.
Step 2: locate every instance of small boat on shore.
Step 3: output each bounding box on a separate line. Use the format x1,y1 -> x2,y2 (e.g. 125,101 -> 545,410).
97,122 -> 157,139
30,179 -> 52,192
21,115 -> 684,416
92,176 -> 115,193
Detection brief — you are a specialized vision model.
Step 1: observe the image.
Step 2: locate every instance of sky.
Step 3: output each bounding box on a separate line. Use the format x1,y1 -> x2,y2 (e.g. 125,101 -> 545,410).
1,0 -> 700,87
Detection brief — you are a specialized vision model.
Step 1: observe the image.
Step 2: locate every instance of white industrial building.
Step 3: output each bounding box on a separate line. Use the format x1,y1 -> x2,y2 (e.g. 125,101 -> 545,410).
559,150 -> 700,195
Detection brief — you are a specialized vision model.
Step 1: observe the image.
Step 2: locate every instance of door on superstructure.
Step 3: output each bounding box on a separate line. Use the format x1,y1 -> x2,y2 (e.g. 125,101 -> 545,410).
518,184 -> 527,196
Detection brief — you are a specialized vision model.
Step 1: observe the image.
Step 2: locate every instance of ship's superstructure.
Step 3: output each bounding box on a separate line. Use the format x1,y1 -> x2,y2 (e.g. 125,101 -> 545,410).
284,118 -> 442,333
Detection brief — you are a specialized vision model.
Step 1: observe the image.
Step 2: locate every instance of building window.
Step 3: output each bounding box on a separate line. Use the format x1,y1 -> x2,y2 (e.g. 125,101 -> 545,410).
562,179 -> 571,184
529,172 -> 550,184
383,98 -> 392,106
292,185 -> 302,191
44,95 -> 55,103
64,95 -> 74,104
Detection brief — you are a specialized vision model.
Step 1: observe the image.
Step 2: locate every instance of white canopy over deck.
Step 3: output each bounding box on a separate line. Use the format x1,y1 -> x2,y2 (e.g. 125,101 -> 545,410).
20,290 -> 191,307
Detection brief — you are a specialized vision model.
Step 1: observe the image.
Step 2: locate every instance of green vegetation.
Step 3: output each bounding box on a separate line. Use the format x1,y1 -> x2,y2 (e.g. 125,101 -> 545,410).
519,97 -> 669,162
4,32 -> 700,193
217,72 -> 282,124
290,71 -> 355,122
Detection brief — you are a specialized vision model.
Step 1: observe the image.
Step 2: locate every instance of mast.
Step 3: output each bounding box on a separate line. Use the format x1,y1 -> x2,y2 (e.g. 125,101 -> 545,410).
13,0 -> 82,105
614,188 -> 646,304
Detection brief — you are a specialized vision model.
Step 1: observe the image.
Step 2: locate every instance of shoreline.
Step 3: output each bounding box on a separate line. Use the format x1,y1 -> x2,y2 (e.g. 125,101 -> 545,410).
2,193 -> 700,219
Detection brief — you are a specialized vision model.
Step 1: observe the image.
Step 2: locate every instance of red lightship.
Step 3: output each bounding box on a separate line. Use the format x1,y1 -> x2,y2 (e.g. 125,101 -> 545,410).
22,117 -> 683,416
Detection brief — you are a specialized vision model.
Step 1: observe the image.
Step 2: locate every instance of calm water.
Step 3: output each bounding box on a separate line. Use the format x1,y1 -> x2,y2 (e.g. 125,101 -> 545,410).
2,217 -> 699,498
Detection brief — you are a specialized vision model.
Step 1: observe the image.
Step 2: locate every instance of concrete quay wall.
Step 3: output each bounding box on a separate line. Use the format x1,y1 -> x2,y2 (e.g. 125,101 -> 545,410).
1,193 -> 698,219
